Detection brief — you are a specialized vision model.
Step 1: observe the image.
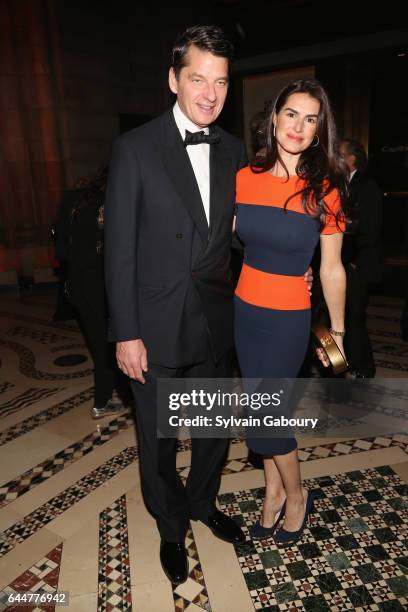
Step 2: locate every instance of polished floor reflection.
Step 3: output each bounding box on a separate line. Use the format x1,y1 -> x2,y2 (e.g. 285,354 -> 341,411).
0,288 -> 407,611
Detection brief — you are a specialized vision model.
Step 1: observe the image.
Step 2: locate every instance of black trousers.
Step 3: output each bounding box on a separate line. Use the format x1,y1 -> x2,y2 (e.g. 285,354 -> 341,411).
344,266 -> 375,377
131,341 -> 231,542
401,281 -> 408,341
71,266 -> 117,406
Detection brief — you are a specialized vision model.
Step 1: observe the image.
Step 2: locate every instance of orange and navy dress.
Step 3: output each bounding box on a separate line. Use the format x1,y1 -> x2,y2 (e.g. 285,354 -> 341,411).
234,166 -> 344,456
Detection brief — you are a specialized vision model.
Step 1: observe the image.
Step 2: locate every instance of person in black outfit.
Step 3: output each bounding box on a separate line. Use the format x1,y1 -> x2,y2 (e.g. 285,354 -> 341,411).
339,139 -> 384,377
401,276 -> 408,342
104,26 -> 248,585
56,168 -> 124,418
52,189 -> 81,323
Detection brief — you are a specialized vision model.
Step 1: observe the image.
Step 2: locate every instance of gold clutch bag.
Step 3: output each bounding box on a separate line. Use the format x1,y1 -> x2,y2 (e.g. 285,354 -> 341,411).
311,324 -> 349,374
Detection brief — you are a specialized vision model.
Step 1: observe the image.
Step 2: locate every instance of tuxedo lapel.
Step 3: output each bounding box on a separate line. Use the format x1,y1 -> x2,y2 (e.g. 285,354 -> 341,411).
209,126 -> 232,239
161,111 -> 209,244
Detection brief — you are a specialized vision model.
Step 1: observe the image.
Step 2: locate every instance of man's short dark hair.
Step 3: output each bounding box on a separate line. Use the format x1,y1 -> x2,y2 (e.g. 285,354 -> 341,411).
342,138 -> 368,172
171,25 -> 234,79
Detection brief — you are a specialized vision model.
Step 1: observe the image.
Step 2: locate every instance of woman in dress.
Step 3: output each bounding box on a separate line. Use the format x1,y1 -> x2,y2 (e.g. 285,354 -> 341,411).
234,79 -> 347,545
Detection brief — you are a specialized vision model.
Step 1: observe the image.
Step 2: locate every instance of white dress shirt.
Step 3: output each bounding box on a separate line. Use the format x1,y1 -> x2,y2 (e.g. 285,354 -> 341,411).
173,102 -> 210,225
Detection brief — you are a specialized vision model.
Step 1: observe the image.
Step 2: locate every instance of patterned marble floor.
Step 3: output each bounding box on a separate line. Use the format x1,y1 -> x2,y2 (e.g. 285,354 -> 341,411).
0,287 -> 407,611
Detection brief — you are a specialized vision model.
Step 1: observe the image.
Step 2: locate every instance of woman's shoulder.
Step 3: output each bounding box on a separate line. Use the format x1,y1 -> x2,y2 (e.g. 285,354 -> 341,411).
236,165 -> 267,203
236,165 -> 268,189
322,184 -> 341,211
236,165 -> 255,180
320,183 -> 346,234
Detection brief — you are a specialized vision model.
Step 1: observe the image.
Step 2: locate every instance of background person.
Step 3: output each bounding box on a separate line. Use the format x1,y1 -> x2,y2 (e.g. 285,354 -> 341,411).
56,167 -> 124,419
339,138 -> 384,378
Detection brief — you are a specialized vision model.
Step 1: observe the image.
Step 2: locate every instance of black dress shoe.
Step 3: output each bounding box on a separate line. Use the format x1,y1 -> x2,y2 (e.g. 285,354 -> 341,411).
160,542 -> 188,585
202,510 -> 246,544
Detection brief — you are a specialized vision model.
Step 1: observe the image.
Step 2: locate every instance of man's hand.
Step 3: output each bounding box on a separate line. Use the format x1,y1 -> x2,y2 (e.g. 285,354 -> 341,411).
303,266 -> 313,295
116,339 -> 148,383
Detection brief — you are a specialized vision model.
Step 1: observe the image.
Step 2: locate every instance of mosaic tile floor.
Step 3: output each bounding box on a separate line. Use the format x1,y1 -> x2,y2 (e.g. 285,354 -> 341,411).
219,465 -> 408,611
98,495 -> 132,611
0,288 -> 407,611
2,543 -> 63,612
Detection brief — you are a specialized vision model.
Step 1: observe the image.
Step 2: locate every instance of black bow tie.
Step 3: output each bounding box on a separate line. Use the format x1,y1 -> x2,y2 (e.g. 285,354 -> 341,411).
184,129 -> 220,146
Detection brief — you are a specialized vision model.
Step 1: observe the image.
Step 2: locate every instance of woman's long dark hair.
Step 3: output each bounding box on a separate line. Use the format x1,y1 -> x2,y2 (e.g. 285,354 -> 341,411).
251,79 -> 348,229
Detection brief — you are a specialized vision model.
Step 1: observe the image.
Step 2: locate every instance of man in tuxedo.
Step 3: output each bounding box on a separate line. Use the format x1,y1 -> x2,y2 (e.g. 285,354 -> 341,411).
339,139 -> 384,377
104,26 -> 247,585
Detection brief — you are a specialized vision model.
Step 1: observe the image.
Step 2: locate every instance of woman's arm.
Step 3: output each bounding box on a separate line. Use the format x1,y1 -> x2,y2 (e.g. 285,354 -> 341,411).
319,232 -> 346,357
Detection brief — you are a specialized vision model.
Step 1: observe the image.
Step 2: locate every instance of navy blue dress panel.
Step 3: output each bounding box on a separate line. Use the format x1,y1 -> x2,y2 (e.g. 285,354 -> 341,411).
234,296 -> 310,456
236,204 -> 320,276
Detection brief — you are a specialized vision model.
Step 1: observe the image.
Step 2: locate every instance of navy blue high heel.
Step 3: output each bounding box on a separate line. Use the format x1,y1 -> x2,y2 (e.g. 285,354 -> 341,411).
273,491 -> 314,546
250,501 -> 286,539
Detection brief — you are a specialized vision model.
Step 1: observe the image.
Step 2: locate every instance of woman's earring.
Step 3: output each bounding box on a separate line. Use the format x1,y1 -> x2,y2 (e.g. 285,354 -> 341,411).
311,135 -> 320,148
273,124 -> 276,138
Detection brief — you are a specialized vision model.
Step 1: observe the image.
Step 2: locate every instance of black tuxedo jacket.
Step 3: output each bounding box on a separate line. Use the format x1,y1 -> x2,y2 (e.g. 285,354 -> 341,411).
104,110 -> 247,367
342,170 -> 384,283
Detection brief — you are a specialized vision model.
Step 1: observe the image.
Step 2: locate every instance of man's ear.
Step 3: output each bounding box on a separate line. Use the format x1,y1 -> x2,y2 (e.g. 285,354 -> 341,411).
168,67 -> 178,94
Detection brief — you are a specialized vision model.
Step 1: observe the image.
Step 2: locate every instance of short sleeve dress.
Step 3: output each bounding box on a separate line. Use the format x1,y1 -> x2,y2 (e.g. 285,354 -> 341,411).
234,166 -> 344,456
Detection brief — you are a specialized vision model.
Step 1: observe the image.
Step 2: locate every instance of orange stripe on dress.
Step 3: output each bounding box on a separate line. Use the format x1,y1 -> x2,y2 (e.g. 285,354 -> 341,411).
235,263 -> 310,310
237,172 -> 305,212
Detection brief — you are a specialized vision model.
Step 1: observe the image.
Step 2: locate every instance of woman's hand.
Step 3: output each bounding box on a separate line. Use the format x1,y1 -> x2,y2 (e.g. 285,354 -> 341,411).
316,346 -> 330,367
315,336 -> 346,368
